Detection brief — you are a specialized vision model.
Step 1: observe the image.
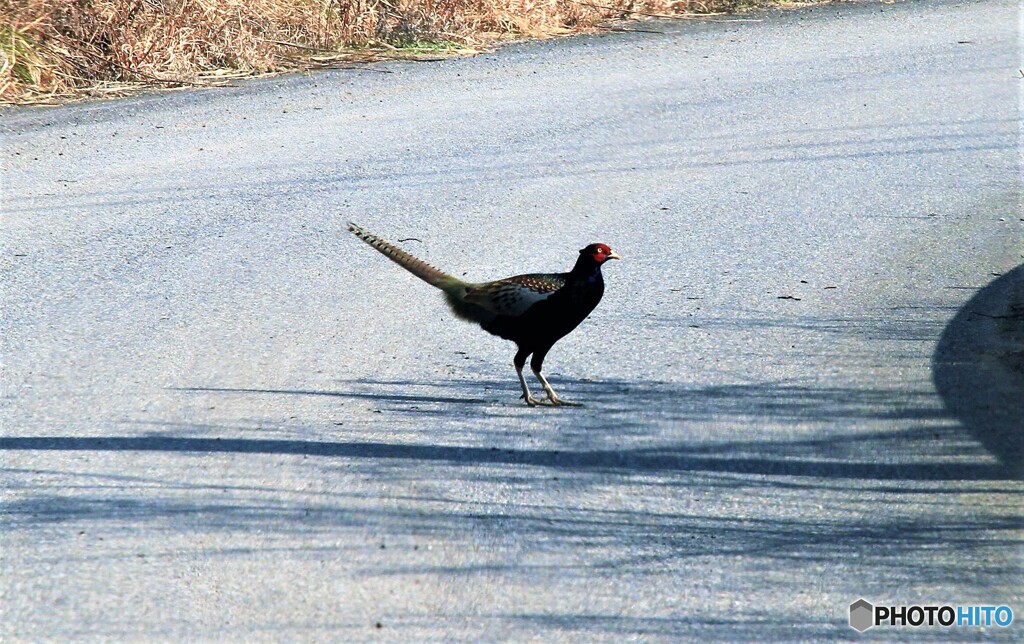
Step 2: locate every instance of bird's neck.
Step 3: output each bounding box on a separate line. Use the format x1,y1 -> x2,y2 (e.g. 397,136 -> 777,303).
568,258 -> 604,285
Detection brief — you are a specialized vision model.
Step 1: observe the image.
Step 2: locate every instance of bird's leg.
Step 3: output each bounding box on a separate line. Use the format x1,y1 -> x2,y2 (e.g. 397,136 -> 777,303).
532,370 -> 582,407
531,351 -> 582,407
514,349 -> 547,407
517,364 -> 546,407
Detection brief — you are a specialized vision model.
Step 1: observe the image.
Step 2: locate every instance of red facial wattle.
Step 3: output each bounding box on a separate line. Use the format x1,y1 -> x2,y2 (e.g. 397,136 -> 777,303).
593,245 -> 620,263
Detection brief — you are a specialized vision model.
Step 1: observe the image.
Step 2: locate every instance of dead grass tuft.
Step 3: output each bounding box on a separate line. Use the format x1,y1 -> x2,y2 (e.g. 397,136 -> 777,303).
0,0 -> 759,103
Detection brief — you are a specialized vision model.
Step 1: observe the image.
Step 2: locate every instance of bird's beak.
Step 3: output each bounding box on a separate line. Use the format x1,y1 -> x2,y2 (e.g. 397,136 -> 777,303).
607,251 -> 621,261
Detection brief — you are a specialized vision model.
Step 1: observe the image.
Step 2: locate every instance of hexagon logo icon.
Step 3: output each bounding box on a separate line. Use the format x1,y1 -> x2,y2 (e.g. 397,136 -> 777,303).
849,598 -> 874,632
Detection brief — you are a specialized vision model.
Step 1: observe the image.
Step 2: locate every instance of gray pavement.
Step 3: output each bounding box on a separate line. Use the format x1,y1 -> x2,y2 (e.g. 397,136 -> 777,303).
1,0 -> 1021,640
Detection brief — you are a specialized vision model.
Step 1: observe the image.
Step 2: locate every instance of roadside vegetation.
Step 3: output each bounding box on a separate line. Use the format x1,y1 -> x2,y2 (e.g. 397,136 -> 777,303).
1,0 -> 783,104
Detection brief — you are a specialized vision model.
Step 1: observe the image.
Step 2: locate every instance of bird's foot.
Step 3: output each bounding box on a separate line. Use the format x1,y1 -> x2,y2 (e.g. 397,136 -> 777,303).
520,389 -> 580,407
547,395 -> 583,407
522,394 -> 552,407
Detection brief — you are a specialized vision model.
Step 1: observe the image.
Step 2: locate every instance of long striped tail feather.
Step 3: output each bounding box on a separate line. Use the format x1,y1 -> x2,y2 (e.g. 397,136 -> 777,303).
347,222 -> 462,289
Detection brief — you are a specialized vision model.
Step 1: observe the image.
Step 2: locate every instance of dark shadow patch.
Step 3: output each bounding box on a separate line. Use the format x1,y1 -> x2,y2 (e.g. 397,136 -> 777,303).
933,264 -> 1024,477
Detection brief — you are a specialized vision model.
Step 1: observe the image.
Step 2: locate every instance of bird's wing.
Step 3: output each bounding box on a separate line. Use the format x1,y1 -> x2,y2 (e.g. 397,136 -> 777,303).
463,273 -> 565,317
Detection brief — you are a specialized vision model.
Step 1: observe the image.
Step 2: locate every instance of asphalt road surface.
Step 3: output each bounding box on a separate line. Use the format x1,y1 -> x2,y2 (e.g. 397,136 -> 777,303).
2,0 -> 1021,640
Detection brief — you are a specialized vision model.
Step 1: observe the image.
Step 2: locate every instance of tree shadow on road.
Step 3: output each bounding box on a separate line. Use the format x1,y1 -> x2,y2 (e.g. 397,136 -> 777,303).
3,274 -> 1022,638
0,415 -> 1008,482
1,411 -> 1018,640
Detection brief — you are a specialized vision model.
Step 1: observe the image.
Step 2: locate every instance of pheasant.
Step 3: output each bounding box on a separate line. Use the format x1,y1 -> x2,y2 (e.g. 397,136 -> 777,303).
348,223 -> 620,406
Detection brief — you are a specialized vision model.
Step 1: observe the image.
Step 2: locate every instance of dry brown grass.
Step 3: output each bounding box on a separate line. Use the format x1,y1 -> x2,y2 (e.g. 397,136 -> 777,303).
0,0 -> 751,104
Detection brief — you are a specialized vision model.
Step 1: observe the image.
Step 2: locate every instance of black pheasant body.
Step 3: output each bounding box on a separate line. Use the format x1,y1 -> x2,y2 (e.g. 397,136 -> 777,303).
348,223 -> 618,406
474,272 -> 604,349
